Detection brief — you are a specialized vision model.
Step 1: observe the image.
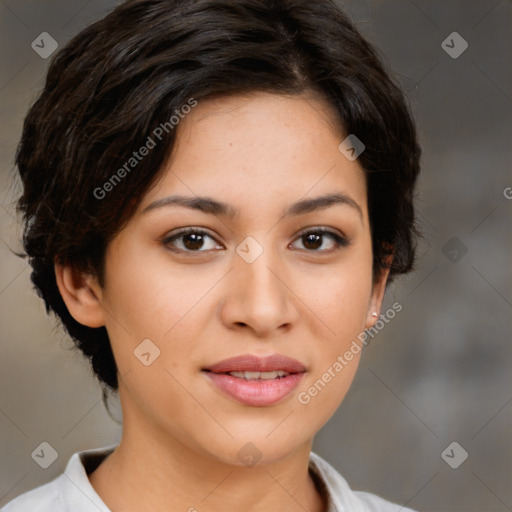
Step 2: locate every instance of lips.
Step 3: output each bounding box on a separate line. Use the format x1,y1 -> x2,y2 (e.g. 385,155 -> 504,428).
202,354 -> 307,374
202,354 -> 307,406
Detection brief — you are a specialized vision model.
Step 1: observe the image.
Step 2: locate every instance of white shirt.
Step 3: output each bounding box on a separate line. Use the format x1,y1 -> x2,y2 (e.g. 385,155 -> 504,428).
2,444 -> 417,512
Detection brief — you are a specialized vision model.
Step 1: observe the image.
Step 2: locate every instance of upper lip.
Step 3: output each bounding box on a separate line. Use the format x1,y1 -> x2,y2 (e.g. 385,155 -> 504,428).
203,354 -> 307,374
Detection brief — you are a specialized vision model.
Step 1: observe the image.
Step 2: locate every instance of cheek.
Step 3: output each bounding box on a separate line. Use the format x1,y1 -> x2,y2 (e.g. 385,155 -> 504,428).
299,250 -> 373,341
293,246 -> 373,407
330,269 -> 373,333
100,242 -> 230,403
293,274 -> 370,428
296,352 -> 360,422
101,249 -> 206,424
103,240 -> 218,340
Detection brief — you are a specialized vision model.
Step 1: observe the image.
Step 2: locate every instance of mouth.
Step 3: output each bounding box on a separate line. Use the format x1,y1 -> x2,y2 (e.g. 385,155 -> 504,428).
203,369 -> 295,380
201,353 -> 307,406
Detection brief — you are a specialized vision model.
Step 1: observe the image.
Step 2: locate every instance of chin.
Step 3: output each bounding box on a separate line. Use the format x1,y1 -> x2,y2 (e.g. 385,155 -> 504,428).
195,428 -> 311,468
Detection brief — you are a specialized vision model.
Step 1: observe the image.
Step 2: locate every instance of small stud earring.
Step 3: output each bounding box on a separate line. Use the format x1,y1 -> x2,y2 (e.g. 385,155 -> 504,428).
371,311 -> 378,317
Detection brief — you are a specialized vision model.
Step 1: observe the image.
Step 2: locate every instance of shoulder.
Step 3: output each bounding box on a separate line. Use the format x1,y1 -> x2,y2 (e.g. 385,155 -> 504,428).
308,451 -> 418,512
2,475 -> 65,512
2,444 -> 117,512
354,491 -> 417,512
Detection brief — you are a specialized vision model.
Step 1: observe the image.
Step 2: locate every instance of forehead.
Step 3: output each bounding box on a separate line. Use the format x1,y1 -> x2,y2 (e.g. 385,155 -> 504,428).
139,92 -> 368,222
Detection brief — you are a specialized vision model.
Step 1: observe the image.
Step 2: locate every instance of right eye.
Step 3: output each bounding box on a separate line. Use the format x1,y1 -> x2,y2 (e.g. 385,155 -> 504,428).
162,228 -> 224,253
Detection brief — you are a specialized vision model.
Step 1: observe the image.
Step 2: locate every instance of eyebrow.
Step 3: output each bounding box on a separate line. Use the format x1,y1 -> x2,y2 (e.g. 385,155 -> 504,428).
142,192 -> 363,221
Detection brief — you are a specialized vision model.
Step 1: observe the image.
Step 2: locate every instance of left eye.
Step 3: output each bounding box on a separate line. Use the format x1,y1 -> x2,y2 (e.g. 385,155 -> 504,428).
290,228 -> 349,252
162,228 -> 348,253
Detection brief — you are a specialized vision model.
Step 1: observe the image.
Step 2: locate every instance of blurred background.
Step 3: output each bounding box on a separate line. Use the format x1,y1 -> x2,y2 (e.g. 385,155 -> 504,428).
0,1 -> 511,510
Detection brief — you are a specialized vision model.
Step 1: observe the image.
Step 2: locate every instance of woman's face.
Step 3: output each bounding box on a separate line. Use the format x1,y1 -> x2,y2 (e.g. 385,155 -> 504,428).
88,92 -> 388,465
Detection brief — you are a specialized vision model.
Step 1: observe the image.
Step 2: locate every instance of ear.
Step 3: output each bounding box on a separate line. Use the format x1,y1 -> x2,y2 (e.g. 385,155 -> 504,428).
54,261 -> 106,328
365,261 -> 392,329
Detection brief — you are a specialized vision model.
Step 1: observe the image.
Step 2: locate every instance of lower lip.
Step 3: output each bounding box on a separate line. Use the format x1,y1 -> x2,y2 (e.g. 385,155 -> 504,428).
203,371 -> 305,406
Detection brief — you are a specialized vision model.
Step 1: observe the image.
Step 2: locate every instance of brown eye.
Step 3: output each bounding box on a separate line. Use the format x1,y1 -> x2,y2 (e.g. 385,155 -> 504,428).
291,228 -> 349,252
162,228 -> 223,253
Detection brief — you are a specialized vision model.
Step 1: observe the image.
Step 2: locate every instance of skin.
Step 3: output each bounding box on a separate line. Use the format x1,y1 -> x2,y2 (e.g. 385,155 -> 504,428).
56,91 -> 390,512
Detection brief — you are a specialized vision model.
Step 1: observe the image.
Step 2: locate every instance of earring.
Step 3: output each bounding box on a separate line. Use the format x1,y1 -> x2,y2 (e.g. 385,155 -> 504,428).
371,311 -> 378,317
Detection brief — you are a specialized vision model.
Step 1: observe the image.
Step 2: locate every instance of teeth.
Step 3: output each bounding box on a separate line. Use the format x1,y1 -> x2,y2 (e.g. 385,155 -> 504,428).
228,370 -> 291,380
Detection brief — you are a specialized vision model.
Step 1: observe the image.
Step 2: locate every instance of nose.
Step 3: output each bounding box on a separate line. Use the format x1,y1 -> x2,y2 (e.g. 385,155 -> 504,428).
219,242 -> 300,338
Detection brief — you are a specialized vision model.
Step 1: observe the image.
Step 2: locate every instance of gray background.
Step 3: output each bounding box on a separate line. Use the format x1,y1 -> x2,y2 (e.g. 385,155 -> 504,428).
1,0 -> 511,510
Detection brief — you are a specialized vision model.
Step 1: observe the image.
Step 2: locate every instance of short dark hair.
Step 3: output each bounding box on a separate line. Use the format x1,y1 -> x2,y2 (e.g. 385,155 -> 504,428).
15,0 -> 421,391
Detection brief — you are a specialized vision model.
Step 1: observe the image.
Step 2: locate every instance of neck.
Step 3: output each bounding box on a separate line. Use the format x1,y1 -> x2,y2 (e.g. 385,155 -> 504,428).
88,409 -> 327,512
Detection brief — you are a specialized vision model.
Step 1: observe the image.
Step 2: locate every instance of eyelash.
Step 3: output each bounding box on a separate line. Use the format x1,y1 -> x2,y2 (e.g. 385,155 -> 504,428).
161,227 -> 349,254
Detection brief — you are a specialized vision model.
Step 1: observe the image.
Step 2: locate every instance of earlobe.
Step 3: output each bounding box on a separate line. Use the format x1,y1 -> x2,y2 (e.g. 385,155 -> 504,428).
54,262 -> 106,328
365,265 -> 392,329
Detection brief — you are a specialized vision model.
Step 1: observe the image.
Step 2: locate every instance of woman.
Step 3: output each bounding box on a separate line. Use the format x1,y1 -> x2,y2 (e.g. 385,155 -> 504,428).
5,0 -> 421,510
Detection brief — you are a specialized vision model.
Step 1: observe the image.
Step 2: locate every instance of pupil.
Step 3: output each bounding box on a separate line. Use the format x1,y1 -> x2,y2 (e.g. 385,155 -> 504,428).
304,233 -> 321,250
184,233 -> 203,250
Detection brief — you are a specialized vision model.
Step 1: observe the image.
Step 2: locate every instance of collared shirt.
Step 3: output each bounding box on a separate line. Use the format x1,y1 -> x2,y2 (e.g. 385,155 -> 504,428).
2,444 -> 417,512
